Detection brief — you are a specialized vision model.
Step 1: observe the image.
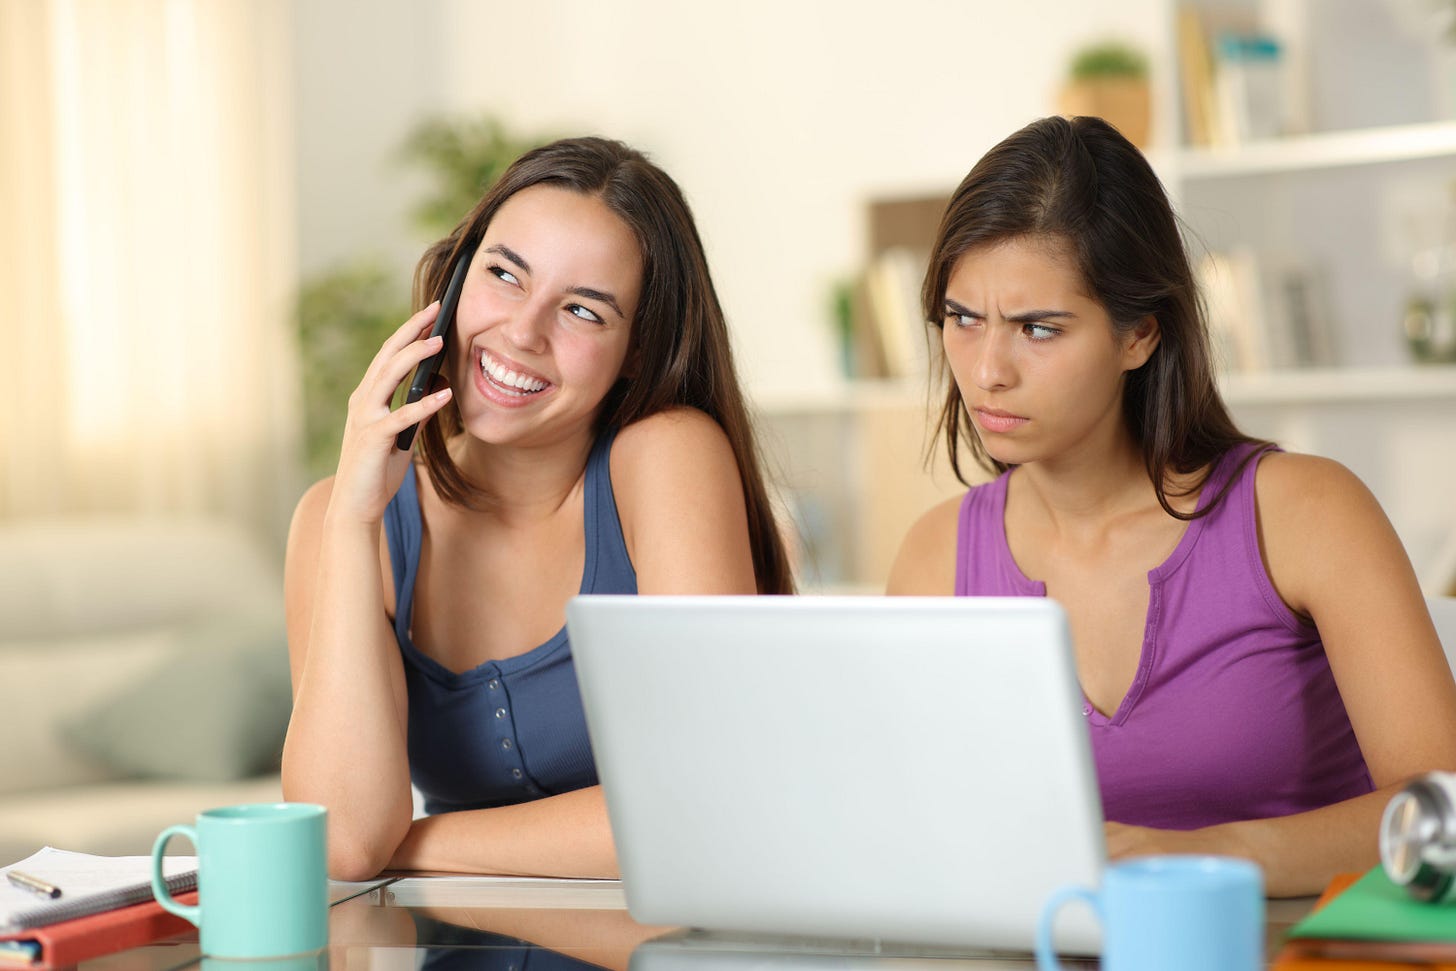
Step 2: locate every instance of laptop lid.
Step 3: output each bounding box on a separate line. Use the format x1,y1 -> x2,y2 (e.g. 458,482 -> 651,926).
566,596 -> 1105,954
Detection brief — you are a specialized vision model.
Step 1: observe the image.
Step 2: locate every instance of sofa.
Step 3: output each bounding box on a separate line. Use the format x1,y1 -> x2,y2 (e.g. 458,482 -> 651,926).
0,516 -> 290,863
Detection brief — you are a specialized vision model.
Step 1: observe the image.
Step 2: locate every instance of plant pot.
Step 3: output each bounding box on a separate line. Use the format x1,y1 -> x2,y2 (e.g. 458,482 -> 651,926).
1058,78 -> 1151,149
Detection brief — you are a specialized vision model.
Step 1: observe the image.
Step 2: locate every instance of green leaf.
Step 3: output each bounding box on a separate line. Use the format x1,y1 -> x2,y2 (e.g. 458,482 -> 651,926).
1068,41 -> 1148,80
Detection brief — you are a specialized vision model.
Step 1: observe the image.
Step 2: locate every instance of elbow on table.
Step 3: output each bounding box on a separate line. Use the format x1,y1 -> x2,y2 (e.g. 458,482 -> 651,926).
326,829 -> 402,882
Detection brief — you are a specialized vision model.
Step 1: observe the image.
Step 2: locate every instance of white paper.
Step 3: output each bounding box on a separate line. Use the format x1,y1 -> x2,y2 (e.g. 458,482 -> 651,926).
1,846 -> 197,931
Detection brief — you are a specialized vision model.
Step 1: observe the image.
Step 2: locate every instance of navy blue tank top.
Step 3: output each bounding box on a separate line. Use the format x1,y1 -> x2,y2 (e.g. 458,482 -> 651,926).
383,432 -> 637,814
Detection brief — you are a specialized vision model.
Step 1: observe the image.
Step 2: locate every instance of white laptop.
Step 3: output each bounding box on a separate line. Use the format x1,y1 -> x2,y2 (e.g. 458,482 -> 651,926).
565,596 -> 1106,955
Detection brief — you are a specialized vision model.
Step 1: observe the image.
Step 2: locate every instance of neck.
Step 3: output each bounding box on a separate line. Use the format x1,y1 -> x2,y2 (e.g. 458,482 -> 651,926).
443,430 -> 597,525
1017,437 -> 1154,525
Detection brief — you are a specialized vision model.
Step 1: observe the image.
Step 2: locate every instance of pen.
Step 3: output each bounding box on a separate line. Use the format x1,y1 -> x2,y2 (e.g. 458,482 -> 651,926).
6,870 -> 61,899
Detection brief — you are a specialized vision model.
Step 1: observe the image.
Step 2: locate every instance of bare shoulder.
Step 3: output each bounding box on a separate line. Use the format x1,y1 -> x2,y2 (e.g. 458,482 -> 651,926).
612,406 -> 733,465
609,407 -> 756,593
610,407 -> 739,499
1253,450 -> 1385,545
1254,450 -> 1374,510
886,495 -> 962,596
1253,449 -> 1401,614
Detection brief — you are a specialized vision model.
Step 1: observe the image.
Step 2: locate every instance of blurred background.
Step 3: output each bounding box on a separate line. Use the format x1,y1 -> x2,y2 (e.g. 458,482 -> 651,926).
6,0 -> 1456,587
3,0 -> 1456,855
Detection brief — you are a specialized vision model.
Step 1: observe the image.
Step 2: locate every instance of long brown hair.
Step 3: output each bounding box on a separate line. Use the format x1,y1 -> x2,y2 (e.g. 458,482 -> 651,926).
922,115 -> 1266,518
412,136 -> 793,593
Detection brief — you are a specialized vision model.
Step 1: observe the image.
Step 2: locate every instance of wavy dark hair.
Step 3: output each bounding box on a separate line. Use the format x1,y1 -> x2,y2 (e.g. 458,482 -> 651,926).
922,115 -> 1266,519
412,136 -> 793,593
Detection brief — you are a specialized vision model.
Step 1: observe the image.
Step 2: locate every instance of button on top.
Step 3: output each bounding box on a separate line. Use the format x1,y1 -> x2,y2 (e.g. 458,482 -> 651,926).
1082,705 -> 1093,716
487,679 -> 500,691
511,768 -> 523,780
494,707 -> 507,719
501,738 -> 513,751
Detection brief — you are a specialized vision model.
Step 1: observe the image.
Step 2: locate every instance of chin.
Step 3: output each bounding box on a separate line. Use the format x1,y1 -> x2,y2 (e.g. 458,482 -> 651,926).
975,436 -> 1032,469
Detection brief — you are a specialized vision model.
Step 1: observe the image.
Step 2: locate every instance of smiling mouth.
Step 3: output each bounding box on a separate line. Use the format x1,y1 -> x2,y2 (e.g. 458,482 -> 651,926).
480,350 -> 550,397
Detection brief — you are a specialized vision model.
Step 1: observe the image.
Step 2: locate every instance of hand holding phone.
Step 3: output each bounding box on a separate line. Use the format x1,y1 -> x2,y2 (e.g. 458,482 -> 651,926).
395,249 -> 471,451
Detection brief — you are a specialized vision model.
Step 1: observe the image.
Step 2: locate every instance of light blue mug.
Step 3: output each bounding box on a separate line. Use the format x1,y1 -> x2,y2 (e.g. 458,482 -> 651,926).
151,802 -> 329,959
1035,855 -> 1264,971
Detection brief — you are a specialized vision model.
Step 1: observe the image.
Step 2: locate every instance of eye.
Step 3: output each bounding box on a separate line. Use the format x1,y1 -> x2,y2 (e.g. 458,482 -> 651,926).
944,308 -> 981,329
1023,323 -> 1059,341
567,304 -> 603,325
489,265 -> 520,286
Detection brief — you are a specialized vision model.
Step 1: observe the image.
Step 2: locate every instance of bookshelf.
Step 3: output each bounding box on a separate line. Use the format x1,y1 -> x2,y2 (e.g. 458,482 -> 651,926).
762,365 -> 1456,415
1152,0 -> 1456,589
1160,0 -> 1456,369
1155,119 -> 1456,179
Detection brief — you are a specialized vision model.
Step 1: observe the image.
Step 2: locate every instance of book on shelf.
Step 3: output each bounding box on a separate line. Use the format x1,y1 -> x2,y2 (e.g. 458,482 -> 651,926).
1213,31 -> 1287,145
848,273 -> 891,379
1198,248 -> 1269,373
1197,248 -> 1336,373
1178,5 -> 1293,148
862,246 -> 933,382
1177,4 -> 1223,148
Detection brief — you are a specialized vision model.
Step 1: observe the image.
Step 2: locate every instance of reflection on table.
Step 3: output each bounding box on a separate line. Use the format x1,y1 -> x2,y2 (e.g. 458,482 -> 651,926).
77,876 -> 1318,971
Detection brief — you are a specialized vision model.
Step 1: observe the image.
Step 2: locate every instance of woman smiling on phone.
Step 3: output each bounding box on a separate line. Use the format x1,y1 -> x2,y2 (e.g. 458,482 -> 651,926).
888,116 -> 1456,896
282,137 -> 792,880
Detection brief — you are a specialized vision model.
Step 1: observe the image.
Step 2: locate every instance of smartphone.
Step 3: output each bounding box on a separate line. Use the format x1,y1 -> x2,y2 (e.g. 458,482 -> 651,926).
395,249 -> 472,451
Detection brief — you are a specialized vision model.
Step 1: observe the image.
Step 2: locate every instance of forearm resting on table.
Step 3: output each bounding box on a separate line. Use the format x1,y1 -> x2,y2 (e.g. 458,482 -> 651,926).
388,785 -> 618,879
1114,787 -> 1397,898
282,651 -> 416,878
284,518 -> 417,880
282,739 -> 415,881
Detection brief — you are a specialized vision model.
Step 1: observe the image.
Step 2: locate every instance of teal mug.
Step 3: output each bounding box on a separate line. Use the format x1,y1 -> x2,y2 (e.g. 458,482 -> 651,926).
1036,855 -> 1264,971
151,802 -> 329,959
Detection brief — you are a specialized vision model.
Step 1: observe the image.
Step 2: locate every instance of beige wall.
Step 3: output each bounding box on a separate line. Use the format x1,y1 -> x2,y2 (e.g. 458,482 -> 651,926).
295,0 -> 1164,399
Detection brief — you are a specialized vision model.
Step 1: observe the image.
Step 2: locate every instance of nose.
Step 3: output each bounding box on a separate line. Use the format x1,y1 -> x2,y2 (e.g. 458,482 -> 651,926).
971,323 -> 1016,391
502,297 -> 552,354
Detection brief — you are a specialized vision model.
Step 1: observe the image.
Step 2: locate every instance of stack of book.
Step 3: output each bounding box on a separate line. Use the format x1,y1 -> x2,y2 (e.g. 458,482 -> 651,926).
1274,866 -> 1456,969
1177,3 -> 1293,148
0,847 -> 198,967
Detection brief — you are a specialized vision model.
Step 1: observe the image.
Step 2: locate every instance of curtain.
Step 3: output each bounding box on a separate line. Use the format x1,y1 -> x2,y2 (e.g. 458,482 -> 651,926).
0,0 -> 301,544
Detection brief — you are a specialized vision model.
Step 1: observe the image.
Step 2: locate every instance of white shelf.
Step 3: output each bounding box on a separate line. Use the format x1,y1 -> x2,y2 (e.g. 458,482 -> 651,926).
1220,365 -> 1456,406
755,367 -> 1456,417
1162,121 -> 1456,181
753,378 -> 933,416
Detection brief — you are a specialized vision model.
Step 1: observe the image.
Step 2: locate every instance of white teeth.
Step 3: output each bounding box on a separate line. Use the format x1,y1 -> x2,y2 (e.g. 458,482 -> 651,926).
480,351 -> 548,394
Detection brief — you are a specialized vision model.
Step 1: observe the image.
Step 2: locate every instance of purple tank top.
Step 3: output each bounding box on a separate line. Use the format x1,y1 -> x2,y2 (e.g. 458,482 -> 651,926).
955,443 -> 1373,829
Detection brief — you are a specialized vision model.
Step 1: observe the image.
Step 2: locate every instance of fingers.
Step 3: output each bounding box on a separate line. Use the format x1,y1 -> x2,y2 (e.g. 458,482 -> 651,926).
384,386 -> 453,442
359,301 -> 442,390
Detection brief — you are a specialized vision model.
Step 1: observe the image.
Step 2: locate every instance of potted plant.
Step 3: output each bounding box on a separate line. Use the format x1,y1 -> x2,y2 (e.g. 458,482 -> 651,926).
1058,40 -> 1152,149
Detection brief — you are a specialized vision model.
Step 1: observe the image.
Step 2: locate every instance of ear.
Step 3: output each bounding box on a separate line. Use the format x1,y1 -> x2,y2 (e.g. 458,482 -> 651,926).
1121,314 -> 1161,371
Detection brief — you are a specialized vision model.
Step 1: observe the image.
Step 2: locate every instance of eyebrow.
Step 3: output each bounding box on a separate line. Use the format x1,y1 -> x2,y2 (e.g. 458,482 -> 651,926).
484,243 -> 626,321
944,298 -> 1076,323
569,286 -> 625,320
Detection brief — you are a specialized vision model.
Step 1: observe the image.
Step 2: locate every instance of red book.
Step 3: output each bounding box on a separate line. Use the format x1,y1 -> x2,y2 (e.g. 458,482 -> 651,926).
0,891 -> 197,968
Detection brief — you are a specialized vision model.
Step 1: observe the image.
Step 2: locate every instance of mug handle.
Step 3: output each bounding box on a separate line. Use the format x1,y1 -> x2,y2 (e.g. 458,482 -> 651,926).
1035,884 -> 1102,971
151,824 -> 201,927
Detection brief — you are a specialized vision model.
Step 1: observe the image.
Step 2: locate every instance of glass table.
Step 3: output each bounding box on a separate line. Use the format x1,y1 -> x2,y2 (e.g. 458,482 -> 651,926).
74,877 -> 1319,971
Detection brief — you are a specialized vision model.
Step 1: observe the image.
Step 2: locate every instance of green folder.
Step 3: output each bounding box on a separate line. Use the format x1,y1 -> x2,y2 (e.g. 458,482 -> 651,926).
1288,865 -> 1456,943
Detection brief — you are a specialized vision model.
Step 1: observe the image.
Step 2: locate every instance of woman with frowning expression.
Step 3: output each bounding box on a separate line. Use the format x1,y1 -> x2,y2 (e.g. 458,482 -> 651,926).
889,116 -> 1456,897
282,137 -> 793,881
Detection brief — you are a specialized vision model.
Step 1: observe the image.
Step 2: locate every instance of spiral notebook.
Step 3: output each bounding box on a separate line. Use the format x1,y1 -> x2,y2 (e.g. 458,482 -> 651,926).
0,847 -> 196,933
